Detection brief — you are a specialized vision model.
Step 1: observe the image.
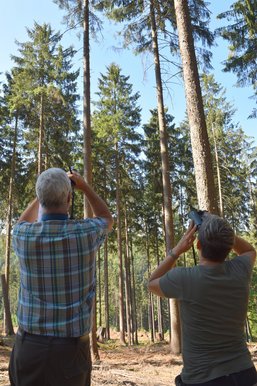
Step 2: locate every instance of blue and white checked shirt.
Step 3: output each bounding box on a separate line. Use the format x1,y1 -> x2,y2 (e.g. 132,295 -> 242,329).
12,214 -> 108,337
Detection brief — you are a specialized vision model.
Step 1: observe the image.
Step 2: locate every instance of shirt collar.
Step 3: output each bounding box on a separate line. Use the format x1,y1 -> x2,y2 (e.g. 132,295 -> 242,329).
40,213 -> 69,221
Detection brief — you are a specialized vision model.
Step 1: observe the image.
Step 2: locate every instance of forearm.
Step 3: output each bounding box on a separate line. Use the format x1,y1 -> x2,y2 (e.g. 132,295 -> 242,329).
81,182 -> 113,230
18,198 -> 39,223
149,252 -> 178,282
148,223 -> 196,296
233,235 -> 256,256
149,238 -> 191,282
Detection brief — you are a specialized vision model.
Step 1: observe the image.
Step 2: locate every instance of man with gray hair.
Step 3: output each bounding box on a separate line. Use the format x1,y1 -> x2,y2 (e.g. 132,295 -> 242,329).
9,168 -> 113,386
149,213 -> 257,386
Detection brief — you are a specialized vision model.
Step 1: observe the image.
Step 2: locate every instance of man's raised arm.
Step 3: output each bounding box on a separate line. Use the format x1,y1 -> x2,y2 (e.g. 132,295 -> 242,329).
233,236 -> 256,266
68,171 -> 113,231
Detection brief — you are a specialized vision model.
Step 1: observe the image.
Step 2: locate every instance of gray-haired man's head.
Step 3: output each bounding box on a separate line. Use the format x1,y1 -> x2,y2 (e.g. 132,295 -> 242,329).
198,214 -> 235,262
36,168 -> 72,209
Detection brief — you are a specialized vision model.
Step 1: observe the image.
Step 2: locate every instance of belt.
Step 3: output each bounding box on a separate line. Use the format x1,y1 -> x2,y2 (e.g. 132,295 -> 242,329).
17,327 -> 90,344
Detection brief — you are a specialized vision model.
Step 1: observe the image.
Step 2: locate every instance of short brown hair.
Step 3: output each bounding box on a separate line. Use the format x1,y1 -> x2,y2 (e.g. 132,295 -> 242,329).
198,214 -> 235,262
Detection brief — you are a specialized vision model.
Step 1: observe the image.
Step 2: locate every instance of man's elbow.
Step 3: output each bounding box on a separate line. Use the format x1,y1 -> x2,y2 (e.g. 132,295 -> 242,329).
148,278 -> 164,297
107,216 -> 114,232
252,249 -> 256,265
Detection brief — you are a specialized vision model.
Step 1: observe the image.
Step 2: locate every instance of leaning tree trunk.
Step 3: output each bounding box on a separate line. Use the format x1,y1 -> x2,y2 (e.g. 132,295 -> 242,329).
174,0 -> 218,213
4,114 -> 18,335
150,0 -> 181,354
83,0 -> 99,360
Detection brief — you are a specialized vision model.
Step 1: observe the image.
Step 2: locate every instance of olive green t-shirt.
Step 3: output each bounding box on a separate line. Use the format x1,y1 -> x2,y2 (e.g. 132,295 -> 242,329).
160,255 -> 254,384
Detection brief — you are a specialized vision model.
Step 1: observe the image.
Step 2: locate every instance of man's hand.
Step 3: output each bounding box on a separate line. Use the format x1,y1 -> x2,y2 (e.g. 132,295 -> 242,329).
67,171 -> 87,191
67,170 -> 113,231
172,222 -> 197,258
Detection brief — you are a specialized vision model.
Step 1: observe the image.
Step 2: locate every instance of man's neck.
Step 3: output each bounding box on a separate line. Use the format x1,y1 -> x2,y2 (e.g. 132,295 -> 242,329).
199,256 -> 223,267
39,204 -> 69,217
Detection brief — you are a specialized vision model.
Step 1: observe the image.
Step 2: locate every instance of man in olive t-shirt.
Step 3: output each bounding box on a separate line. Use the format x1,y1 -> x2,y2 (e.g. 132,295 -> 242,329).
149,214 -> 257,386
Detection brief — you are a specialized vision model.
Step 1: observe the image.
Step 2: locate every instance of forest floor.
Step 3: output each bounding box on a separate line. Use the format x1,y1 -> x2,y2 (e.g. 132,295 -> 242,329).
0,331 -> 257,386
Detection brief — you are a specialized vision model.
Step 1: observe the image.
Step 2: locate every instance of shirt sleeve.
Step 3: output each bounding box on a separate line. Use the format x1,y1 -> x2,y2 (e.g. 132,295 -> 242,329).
12,222 -> 28,253
159,267 -> 184,299
83,217 -> 109,249
230,254 -> 254,279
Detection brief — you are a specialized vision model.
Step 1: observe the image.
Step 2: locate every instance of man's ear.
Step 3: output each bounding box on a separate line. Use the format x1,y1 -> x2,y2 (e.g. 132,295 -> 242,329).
67,192 -> 71,205
197,239 -> 201,250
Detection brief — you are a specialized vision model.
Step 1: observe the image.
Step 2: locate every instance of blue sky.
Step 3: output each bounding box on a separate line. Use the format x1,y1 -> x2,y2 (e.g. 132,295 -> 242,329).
1,0 -> 256,145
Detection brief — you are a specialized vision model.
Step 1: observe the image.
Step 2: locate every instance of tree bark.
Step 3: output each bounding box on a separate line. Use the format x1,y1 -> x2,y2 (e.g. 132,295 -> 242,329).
212,125 -> 223,216
155,225 -> 164,340
124,207 -> 132,345
104,239 -> 110,340
115,143 -> 126,345
130,238 -> 138,344
97,249 -> 102,326
83,0 -> 99,360
4,115 -> 18,335
150,0 -> 181,354
174,0 -> 218,213
1,274 -> 14,336
83,0 -> 92,217
38,93 -> 44,175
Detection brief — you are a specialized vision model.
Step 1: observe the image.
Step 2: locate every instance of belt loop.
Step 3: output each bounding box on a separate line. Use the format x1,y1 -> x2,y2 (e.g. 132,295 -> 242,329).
17,327 -> 26,343
20,328 -> 26,343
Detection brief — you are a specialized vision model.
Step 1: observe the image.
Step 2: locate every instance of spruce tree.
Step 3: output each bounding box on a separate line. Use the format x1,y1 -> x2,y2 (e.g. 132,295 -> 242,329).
92,63 -> 142,344
217,0 -> 257,118
11,22 -> 80,175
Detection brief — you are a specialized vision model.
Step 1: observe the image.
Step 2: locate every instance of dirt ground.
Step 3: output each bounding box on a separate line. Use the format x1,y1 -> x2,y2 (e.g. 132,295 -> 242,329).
0,335 -> 256,386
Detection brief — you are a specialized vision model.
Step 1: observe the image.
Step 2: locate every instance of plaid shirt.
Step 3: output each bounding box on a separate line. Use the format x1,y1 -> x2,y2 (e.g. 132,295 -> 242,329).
12,214 -> 108,337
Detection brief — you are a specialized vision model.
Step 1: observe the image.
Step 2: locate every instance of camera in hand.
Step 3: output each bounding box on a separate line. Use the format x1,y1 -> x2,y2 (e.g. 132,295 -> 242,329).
188,209 -> 207,229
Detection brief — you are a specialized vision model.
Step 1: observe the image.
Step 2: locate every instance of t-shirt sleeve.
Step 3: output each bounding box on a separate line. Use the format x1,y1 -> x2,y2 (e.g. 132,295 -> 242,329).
231,254 -> 254,279
159,268 -> 184,299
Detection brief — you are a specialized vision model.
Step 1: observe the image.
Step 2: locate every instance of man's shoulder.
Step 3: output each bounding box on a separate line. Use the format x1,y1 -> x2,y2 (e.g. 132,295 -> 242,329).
226,254 -> 254,277
13,221 -> 36,233
71,217 -> 108,231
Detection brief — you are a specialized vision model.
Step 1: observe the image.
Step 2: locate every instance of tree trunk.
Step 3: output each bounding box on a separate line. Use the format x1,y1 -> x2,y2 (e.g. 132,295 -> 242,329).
1,274 -> 14,336
174,0 -> 218,213
115,143 -> 126,345
83,0 -> 92,217
98,249 -> 102,326
155,225 -> 164,340
150,0 -> 181,354
104,239 -> 110,340
124,208 -> 132,345
4,115 -> 18,335
83,0 -> 99,360
146,224 -> 154,343
211,125 -> 223,216
38,93 -> 44,175
130,238 -> 138,345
